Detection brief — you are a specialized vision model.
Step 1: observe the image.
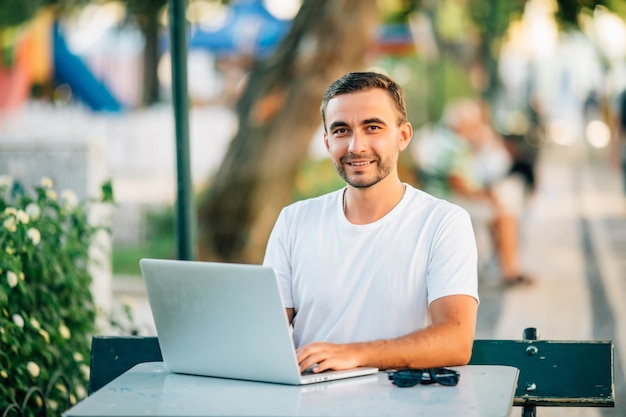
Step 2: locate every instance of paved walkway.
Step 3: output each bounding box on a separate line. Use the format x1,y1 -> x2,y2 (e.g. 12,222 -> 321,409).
112,139 -> 625,416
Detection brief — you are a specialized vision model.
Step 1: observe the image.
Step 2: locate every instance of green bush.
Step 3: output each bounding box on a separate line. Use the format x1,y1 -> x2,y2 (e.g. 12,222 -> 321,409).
0,176 -> 112,415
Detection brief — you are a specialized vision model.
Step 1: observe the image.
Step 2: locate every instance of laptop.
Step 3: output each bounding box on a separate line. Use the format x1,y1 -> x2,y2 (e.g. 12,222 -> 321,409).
139,258 -> 379,385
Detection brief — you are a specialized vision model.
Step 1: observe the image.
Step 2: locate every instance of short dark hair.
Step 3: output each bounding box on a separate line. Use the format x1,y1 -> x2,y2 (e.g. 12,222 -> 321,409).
320,71 -> 407,132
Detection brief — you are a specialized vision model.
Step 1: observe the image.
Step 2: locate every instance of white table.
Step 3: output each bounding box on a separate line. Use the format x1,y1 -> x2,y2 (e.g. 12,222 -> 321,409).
64,362 -> 518,417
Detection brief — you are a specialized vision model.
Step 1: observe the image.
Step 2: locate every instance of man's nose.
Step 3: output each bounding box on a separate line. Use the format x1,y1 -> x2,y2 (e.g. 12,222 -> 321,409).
348,130 -> 367,153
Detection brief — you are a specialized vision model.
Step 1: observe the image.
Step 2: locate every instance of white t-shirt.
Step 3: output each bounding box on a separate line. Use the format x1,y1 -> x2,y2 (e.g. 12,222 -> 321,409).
263,184 -> 478,348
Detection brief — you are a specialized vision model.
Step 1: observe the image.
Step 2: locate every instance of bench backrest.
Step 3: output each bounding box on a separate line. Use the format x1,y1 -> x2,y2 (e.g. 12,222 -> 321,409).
88,336 -> 162,394
88,334 -> 615,411
469,339 -> 615,408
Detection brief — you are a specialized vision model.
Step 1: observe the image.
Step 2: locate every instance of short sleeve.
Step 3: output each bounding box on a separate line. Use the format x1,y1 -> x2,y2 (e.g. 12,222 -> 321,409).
262,208 -> 294,308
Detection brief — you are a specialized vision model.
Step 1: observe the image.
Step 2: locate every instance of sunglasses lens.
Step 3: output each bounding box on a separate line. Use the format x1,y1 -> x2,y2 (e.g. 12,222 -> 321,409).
389,370 -> 422,387
431,369 -> 459,386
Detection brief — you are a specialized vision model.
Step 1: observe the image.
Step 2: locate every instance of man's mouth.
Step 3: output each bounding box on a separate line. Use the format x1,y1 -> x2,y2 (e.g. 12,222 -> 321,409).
346,160 -> 374,167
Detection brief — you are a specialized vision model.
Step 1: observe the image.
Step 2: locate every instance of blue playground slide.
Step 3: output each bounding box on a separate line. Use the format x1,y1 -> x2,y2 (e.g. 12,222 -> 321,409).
53,22 -> 122,112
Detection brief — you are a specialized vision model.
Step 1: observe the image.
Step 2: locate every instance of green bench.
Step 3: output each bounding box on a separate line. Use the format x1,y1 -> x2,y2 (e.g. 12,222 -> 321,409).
88,335 -> 163,395
88,328 -> 615,416
469,328 -> 614,416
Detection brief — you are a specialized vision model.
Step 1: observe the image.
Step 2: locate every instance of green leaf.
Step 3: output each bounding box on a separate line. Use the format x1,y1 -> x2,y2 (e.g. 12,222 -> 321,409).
100,180 -> 114,203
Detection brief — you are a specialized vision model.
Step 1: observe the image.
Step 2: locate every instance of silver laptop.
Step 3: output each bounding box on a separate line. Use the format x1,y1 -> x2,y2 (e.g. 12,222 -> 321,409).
139,258 -> 378,385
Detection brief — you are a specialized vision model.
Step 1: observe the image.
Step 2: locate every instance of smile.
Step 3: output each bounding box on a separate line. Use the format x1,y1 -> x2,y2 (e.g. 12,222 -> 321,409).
347,161 -> 374,167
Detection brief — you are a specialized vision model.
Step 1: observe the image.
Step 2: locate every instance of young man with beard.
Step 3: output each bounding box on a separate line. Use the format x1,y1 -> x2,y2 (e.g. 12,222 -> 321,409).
263,71 -> 479,374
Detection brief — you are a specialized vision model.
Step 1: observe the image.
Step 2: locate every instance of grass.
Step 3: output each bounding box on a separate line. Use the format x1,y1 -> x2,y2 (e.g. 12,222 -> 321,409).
112,237 -> 176,276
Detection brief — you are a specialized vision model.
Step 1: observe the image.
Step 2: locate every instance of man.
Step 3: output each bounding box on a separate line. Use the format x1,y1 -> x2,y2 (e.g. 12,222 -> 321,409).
263,72 -> 478,374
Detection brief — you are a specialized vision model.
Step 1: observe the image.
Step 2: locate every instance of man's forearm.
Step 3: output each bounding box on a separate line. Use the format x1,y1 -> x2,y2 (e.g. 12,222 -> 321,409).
354,322 -> 474,370
295,295 -> 478,373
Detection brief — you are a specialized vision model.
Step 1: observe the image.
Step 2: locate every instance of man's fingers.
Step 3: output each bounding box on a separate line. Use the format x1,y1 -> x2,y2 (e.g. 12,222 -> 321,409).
296,343 -> 331,372
296,343 -> 359,373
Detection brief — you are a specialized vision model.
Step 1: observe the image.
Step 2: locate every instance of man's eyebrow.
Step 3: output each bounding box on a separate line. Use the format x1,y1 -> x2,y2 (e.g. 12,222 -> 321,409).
329,121 -> 349,131
362,117 -> 387,126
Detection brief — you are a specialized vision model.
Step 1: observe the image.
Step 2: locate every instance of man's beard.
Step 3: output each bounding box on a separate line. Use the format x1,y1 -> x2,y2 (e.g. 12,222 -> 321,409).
334,155 -> 392,188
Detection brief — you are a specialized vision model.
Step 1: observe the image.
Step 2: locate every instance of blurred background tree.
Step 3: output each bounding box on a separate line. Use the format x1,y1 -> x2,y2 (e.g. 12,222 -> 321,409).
124,0 -> 166,105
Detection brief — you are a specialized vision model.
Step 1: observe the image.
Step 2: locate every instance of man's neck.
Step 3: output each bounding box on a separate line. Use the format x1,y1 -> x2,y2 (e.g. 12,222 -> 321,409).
344,180 -> 406,225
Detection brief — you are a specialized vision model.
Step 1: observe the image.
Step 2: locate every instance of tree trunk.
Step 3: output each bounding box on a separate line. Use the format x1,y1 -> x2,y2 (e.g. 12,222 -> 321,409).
197,0 -> 380,263
139,3 -> 161,105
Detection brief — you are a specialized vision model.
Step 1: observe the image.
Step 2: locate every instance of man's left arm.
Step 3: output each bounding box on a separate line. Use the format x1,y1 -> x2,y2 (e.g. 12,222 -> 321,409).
295,294 -> 478,373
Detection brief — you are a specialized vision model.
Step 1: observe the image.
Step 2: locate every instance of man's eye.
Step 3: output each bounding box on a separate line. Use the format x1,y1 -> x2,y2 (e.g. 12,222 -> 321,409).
334,128 -> 348,135
367,125 -> 380,131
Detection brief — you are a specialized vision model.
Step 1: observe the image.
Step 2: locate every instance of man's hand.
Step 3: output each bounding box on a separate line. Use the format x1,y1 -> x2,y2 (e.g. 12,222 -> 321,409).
296,342 -> 363,373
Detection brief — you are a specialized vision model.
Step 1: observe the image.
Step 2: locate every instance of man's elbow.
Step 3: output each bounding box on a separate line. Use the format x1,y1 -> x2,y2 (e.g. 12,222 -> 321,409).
456,348 -> 472,366
451,339 -> 474,366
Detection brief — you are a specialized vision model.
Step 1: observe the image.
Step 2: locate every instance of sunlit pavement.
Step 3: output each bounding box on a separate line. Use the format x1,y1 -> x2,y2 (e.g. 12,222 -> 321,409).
112,138 -> 625,416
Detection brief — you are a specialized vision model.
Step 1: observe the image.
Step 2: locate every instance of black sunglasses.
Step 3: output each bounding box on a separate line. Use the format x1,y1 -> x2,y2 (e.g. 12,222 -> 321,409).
387,368 -> 460,387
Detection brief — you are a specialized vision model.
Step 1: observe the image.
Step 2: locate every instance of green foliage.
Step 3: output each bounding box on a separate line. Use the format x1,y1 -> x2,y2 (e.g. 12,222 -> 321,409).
468,0 -> 526,40
0,177 -> 110,414
555,0 -> 610,30
0,0 -> 40,29
378,0 -> 418,23
125,0 -> 167,20
605,0 -> 626,18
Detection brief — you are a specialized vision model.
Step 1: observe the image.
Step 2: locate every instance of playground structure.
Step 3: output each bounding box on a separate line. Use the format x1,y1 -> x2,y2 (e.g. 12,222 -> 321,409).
0,9 -> 123,114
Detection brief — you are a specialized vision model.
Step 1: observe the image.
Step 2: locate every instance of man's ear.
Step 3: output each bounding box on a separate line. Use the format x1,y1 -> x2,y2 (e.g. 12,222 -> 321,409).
323,132 -> 330,152
398,122 -> 413,151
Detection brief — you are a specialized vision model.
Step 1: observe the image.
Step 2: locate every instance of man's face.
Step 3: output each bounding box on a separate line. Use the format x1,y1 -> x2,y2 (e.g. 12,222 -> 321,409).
323,88 -> 412,188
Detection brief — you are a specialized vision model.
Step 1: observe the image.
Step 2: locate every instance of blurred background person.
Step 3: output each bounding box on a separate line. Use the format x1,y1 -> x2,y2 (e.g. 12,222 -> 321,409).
412,98 -> 531,287
610,88 -> 626,204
